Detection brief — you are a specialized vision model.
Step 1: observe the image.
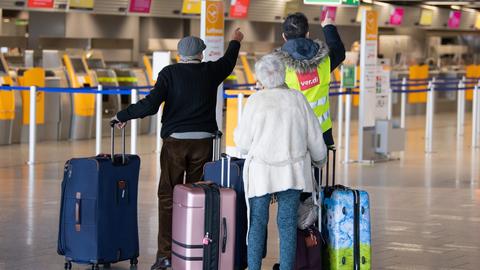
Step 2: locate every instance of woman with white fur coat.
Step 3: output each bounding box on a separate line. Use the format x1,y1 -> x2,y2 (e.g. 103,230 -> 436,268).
234,54 -> 327,270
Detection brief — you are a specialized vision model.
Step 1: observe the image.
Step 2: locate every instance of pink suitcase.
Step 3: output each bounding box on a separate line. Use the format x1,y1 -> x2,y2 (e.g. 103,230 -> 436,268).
172,183 -> 236,270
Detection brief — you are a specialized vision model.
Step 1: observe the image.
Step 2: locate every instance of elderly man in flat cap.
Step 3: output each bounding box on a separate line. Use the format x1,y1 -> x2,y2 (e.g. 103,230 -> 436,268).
112,28 -> 244,270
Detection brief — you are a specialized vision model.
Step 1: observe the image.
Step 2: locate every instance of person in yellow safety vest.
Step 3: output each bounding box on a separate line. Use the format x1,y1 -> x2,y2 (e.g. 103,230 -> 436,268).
275,12 -> 345,147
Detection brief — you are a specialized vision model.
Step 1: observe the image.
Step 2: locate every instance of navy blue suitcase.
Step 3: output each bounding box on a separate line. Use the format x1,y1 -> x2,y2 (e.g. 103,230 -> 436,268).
58,127 -> 141,270
204,155 -> 247,270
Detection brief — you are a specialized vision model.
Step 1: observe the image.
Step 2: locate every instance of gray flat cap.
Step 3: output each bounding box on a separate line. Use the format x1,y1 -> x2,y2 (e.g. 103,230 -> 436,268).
177,36 -> 206,57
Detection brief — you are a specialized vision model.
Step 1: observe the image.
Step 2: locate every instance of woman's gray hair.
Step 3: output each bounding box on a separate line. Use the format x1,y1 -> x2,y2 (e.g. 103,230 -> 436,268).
255,54 -> 286,89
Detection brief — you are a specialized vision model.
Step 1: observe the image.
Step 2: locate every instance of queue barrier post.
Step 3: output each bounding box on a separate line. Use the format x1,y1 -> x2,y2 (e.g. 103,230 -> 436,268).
95,85 -> 103,155
457,77 -> 466,138
337,91 -> 344,149
473,84 -> 480,148
27,86 -> 37,165
131,88 -> 138,155
344,89 -> 352,162
400,77 -> 407,129
425,78 -> 435,153
237,93 -> 244,124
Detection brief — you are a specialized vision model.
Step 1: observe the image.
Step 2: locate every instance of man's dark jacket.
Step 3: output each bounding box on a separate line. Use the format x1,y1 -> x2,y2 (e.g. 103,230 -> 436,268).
117,40 -> 241,138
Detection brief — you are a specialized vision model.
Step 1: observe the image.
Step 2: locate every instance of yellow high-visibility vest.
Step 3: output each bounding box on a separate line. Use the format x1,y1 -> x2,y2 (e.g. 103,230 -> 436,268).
285,56 -> 332,132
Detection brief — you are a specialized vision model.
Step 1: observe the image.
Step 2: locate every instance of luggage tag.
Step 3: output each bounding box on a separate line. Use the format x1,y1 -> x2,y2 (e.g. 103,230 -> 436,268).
116,180 -> 129,205
305,230 -> 318,248
203,232 -> 212,245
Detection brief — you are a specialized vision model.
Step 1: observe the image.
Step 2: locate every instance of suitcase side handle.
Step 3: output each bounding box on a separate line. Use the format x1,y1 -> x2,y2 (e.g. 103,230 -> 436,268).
221,217 -> 227,253
75,192 -> 81,232
111,126 -> 126,165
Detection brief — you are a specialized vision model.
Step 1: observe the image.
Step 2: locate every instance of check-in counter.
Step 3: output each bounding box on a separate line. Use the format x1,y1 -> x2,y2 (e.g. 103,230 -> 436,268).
131,68 -> 153,134
92,68 -> 121,137
116,68 -> 153,135
43,50 -> 72,141
224,89 -> 256,157
0,74 -> 15,145
49,69 -> 72,140
63,55 -> 95,140
13,68 -> 46,143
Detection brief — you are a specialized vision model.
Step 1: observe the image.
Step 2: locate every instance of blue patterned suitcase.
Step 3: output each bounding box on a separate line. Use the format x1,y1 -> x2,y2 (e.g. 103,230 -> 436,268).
57,128 -> 141,270
320,148 -> 372,270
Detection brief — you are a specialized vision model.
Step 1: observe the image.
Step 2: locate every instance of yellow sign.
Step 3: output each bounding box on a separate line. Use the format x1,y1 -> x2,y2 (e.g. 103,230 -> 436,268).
63,54 -> 96,116
284,0 -> 300,16
475,13 -> 480,30
0,76 -> 15,120
73,94 -> 95,117
143,55 -> 154,85
182,0 -> 201,14
419,9 -> 433,26
408,65 -> 429,104
225,90 -> 255,148
69,0 -> 94,9
466,65 -> 480,101
205,1 -> 224,37
20,68 -> 45,125
356,5 -> 372,23
365,10 -> 378,41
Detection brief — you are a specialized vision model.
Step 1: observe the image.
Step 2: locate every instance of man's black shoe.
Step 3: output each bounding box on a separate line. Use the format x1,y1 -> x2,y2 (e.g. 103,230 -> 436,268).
151,257 -> 171,270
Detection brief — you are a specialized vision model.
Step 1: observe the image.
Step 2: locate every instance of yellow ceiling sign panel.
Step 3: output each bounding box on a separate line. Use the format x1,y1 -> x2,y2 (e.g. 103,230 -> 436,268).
475,13 -> 480,30
69,0 -> 94,9
182,0 -> 201,14
419,9 -> 434,26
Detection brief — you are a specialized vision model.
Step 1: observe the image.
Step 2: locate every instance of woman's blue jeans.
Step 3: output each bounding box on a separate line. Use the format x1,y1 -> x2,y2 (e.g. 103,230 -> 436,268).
247,189 -> 301,270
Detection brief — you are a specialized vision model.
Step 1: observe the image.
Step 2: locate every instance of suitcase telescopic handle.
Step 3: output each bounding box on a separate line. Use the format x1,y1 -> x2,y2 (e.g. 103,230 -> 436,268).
212,130 -> 223,161
320,146 -> 336,188
111,126 -> 126,165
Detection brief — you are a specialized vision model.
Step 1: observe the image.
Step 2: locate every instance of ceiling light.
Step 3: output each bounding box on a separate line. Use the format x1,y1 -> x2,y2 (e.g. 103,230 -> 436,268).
420,4 -> 438,11
425,1 -> 469,5
373,1 -> 390,7
451,5 -> 461,10
463,7 -> 477,13
362,0 -> 373,4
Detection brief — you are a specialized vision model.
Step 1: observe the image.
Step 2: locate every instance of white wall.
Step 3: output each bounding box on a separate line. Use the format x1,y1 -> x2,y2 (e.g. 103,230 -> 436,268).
28,11 -> 66,49
139,17 -> 186,52
65,13 -> 140,62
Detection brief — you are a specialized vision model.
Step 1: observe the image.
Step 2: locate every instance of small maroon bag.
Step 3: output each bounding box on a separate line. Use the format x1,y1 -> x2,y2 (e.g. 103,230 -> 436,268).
294,226 -> 323,270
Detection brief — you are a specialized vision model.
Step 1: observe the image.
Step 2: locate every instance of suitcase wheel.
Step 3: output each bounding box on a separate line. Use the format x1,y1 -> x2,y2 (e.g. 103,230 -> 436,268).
130,258 -> 139,266
64,261 -> 72,270
103,263 -> 111,268
91,264 -> 100,270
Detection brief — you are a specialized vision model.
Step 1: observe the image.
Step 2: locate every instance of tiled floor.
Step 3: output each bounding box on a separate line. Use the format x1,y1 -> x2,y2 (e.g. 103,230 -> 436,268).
0,112 -> 479,270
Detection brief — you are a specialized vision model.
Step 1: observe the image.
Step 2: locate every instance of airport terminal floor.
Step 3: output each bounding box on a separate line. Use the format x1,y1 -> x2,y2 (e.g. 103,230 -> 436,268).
1,113 -> 479,270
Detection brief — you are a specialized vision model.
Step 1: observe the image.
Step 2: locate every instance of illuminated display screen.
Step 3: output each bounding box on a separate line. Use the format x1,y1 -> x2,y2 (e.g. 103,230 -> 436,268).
87,59 -> 105,69
447,10 -> 462,29
71,58 -> 87,74
389,7 -> 404,26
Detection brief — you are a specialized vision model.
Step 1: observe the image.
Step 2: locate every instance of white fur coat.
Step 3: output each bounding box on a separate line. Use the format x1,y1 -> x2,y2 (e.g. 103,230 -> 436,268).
234,87 -> 327,199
